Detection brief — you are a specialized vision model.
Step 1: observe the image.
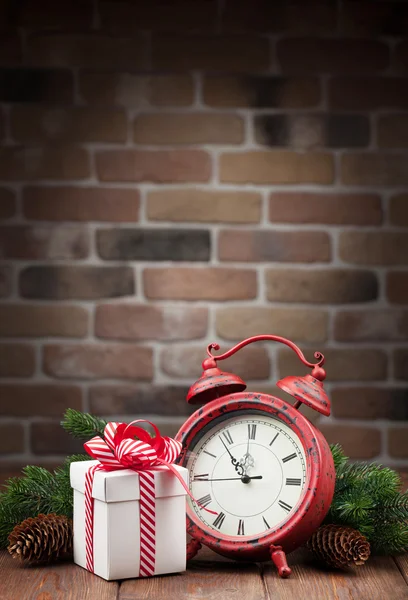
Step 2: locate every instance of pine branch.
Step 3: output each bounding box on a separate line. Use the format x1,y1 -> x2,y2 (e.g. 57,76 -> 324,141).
61,408 -> 107,441
327,445 -> 408,554
0,454 -> 89,549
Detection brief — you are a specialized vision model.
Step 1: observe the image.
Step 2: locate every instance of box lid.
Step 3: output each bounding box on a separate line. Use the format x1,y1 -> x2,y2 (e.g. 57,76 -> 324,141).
70,460 -> 189,503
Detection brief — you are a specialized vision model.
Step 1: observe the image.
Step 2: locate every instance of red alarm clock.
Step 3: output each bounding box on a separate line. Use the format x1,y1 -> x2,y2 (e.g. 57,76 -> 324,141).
175,335 -> 335,578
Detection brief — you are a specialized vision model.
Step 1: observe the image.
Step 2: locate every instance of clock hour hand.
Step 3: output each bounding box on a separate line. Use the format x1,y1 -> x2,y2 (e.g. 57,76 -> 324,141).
220,436 -> 245,476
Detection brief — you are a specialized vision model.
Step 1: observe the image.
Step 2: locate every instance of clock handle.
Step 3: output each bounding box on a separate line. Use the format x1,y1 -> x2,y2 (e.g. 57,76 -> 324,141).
270,545 -> 292,578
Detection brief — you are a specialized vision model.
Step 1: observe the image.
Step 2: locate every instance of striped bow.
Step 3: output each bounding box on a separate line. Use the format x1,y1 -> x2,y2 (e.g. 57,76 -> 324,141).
84,419 -> 182,472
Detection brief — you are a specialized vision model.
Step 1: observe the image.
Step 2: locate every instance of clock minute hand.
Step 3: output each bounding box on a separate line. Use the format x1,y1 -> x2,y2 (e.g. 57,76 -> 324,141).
220,437 -> 244,476
194,476 -> 263,481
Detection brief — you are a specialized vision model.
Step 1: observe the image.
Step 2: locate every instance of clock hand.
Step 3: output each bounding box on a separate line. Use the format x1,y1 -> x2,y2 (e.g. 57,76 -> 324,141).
220,436 -> 245,476
194,476 -> 263,482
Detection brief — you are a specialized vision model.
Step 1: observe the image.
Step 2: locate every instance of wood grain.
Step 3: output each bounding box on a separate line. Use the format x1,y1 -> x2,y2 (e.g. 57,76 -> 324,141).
263,549 -> 408,600
394,554 -> 408,586
0,552 -> 119,600
119,555 -> 266,600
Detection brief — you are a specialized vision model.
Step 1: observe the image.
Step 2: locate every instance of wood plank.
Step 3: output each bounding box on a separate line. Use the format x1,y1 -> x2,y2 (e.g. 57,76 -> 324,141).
119,549 -> 266,600
394,554 -> 408,585
0,551 -> 119,600
263,549 -> 408,600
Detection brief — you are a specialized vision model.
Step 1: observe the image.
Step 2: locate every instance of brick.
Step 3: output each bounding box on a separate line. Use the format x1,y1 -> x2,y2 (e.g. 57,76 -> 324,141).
20,266 -> 134,300
0,188 -> 16,219
144,267 -> 257,300
0,305 -> 88,338
389,428 -> 408,458
152,34 -> 270,72
269,192 -> 382,226
222,1 -> 336,34
28,34 -> 148,69
0,343 -> 35,377
332,387 -> 408,421
0,384 -> 82,417
0,32 -> 22,66
387,272 -> 408,304
216,307 -> 328,343
100,0 -> 217,33
95,305 -> 208,341
334,309 -> 408,342
16,0 -> 92,28
278,348 -> 387,381
89,384 -> 193,417
0,68 -> 74,103
23,187 -> 140,222
220,151 -> 334,184
390,194 -> 408,226
43,344 -> 153,380
147,190 -> 261,224
319,425 -> 381,460
341,2 -> 408,36
329,77 -> 408,110
0,107 -> 4,141
203,76 -> 321,108
80,72 -> 194,107
378,115 -> 408,148
396,41 -> 408,70
97,228 -> 210,261
160,345 -> 270,380
255,114 -> 369,149
339,232 -> 408,266
0,423 -> 25,455
0,266 -> 12,298
394,349 -> 408,380
0,225 -> 89,260
0,145 -> 90,181
133,114 -> 244,145
11,107 -> 127,143
341,153 -> 408,186
219,230 -> 330,263
31,422 -> 83,455
266,269 -> 378,304
278,38 -> 389,73
96,150 -> 211,183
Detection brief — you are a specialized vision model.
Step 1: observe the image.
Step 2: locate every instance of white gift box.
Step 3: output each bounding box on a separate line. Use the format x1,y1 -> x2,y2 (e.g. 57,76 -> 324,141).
70,460 -> 188,580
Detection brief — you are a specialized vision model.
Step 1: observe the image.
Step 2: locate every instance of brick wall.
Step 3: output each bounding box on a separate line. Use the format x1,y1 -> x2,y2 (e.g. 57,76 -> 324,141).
0,0 -> 408,479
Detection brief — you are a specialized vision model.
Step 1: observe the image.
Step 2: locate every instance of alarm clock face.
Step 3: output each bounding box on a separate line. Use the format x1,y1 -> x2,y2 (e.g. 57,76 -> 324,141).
186,411 -> 307,538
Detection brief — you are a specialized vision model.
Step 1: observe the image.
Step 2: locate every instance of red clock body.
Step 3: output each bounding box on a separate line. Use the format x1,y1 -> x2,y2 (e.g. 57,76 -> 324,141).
176,392 -> 335,562
174,335 -> 336,577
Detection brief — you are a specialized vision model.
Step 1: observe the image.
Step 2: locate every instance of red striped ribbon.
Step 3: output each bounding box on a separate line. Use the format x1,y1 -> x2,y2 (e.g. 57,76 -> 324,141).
83,419 -> 210,577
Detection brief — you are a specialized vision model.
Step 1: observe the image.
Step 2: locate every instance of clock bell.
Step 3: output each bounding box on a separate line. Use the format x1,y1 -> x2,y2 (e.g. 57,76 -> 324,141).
186,334 -> 330,417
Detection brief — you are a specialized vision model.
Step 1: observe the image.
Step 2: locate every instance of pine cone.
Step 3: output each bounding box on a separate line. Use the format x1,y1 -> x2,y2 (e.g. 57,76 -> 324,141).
8,513 -> 73,565
307,524 -> 371,569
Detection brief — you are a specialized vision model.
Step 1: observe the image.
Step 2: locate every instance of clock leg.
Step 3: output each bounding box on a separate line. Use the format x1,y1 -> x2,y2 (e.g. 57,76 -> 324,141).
270,545 -> 292,578
187,538 -> 202,561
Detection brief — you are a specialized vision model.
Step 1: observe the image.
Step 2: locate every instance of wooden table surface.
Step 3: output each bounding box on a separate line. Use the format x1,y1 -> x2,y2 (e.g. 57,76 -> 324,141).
1,546 -> 408,600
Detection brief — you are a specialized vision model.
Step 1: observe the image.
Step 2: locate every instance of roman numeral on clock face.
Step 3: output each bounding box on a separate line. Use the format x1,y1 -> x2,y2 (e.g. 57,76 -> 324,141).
213,512 -> 226,529
269,432 -> 279,446
198,494 -> 212,509
282,452 -> 297,463
221,430 -> 233,445
278,500 -> 292,513
248,423 -> 257,440
203,450 -> 216,458
286,478 -> 301,486
262,516 -> 270,530
237,519 -> 245,535
193,473 -> 209,481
